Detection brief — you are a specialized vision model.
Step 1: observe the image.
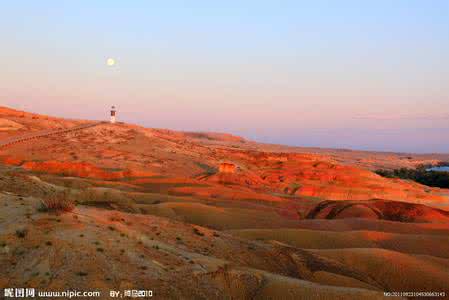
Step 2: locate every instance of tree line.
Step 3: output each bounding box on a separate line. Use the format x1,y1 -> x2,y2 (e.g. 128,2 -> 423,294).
375,163 -> 449,189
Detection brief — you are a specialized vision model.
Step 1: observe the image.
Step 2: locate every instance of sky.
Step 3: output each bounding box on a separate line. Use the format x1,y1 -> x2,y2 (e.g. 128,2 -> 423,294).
1,1 -> 448,153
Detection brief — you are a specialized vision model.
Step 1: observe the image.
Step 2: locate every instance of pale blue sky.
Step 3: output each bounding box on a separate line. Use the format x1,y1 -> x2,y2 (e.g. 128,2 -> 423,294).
1,1 -> 448,153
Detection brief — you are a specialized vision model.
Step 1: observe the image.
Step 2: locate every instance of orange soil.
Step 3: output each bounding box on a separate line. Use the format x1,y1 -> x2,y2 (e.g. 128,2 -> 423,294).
18,160 -> 154,180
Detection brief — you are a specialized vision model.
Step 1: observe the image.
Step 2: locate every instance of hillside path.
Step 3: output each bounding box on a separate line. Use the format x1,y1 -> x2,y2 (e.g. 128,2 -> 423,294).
0,122 -> 104,149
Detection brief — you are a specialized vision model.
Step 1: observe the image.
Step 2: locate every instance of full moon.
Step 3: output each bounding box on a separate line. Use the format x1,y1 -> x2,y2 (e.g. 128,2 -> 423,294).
106,58 -> 116,66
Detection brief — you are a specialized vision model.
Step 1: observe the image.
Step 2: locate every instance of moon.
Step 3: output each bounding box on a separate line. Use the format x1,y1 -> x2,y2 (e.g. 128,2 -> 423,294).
106,58 -> 116,66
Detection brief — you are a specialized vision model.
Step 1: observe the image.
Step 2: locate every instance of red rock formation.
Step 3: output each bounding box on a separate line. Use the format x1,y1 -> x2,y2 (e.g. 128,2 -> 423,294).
219,162 -> 236,174
306,199 -> 449,223
0,156 -> 23,166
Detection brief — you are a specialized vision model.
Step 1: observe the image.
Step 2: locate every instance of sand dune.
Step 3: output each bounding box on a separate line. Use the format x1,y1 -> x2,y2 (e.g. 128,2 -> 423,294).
228,228 -> 449,258
0,190 -> 389,299
294,218 -> 449,235
198,267 -> 386,300
312,248 -> 449,293
138,202 -> 301,230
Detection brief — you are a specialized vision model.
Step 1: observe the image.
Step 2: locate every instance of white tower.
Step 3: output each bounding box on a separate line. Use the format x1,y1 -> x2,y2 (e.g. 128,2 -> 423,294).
110,106 -> 116,123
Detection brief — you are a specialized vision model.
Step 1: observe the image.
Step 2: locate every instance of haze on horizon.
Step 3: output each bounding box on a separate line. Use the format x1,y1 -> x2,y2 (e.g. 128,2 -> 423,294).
1,1 -> 448,154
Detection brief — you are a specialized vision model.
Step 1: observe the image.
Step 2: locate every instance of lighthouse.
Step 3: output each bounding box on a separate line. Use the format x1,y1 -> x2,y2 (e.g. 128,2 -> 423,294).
110,106 -> 116,124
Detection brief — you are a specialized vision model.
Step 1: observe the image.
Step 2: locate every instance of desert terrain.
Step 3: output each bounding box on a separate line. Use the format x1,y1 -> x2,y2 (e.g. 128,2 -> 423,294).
1,106 -> 449,299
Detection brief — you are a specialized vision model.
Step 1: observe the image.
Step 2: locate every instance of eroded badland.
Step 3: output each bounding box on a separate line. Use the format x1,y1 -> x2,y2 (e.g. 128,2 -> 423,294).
1,106 -> 449,299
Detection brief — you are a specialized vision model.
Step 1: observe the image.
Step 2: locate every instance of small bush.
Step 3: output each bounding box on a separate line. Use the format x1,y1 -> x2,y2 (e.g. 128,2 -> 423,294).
39,190 -> 75,213
16,229 -> 28,238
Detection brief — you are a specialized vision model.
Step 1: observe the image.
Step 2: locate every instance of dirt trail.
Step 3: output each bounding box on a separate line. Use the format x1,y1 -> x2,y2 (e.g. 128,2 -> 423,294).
0,122 -> 103,149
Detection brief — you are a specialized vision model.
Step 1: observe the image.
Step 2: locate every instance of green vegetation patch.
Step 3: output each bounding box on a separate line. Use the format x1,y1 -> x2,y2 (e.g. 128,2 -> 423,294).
375,166 -> 449,189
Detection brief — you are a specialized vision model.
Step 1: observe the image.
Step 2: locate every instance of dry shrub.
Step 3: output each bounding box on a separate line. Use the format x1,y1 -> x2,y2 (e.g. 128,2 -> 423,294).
40,190 -> 75,213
